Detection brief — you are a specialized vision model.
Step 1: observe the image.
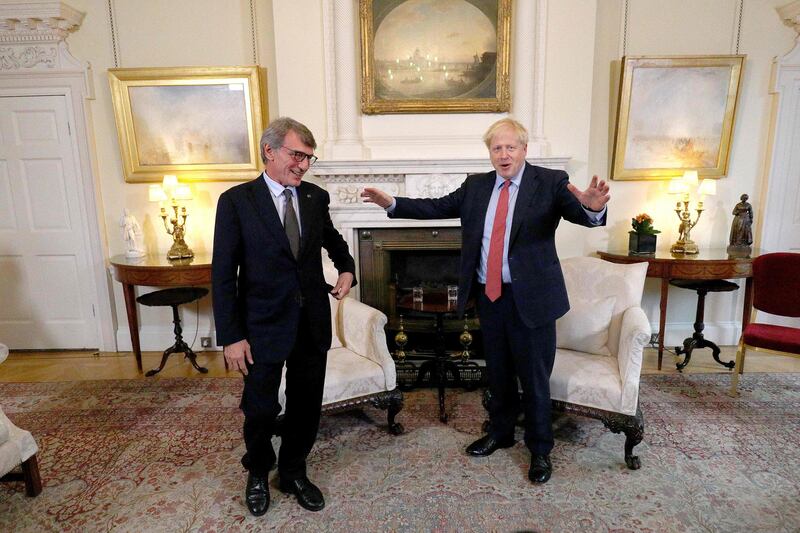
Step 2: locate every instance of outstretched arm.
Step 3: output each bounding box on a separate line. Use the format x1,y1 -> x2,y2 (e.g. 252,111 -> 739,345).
361,187 -> 394,209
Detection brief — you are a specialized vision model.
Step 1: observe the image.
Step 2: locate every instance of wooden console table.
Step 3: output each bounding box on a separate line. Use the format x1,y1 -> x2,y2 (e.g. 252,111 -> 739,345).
109,254 -> 212,372
597,249 -> 759,370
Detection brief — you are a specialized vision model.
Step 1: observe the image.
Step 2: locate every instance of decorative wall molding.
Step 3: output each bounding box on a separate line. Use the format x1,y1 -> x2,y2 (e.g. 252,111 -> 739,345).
0,2 -> 85,71
0,1 -> 84,43
777,0 -> 800,35
0,44 -> 56,69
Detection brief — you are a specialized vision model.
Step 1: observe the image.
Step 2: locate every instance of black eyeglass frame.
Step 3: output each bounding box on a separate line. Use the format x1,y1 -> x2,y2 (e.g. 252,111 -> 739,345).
280,146 -> 318,166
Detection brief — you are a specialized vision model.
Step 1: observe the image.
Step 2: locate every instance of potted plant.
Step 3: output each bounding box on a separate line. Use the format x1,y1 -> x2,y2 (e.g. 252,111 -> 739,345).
629,213 -> 660,255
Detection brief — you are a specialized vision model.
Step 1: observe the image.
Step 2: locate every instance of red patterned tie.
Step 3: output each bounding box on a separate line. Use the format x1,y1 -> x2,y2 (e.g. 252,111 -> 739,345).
486,180 -> 511,302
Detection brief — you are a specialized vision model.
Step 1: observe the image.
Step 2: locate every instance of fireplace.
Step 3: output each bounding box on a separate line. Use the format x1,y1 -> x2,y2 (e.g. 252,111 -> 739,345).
357,226 -> 481,356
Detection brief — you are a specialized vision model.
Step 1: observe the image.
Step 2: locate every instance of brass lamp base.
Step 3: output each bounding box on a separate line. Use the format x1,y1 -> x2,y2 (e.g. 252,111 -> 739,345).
167,239 -> 194,260
670,239 -> 699,254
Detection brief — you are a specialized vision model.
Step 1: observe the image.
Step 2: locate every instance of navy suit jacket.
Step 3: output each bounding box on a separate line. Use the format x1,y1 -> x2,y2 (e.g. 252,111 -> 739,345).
392,163 -> 605,329
212,176 -> 355,363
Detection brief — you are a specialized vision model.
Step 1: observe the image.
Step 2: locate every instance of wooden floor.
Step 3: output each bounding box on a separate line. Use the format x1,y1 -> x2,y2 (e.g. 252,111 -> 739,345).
1,345 -> 798,382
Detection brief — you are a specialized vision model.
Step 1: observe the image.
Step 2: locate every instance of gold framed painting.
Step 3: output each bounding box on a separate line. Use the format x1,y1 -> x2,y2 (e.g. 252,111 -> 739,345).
611,55 -> 744,181
359,0 -> 511,114
108,66 -> 268,182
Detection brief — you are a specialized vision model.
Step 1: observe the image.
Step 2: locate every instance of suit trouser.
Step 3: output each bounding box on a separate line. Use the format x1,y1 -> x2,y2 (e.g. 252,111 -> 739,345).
239,309 -> 328,480
477,284 -> 557,456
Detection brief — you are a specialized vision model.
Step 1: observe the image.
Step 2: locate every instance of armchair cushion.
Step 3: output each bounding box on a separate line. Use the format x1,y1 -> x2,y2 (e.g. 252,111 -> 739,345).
556,296 -> 615,355
743,323 -> 800,353
561,257 -> 649,357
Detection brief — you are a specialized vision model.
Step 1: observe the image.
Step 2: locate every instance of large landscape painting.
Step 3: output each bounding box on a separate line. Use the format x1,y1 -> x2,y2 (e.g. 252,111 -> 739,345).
360,0 -> 511,114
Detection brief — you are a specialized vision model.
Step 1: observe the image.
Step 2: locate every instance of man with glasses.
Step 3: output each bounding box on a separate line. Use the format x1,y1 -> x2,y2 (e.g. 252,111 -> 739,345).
213,117 -> 355,516
361,117 -> 609,484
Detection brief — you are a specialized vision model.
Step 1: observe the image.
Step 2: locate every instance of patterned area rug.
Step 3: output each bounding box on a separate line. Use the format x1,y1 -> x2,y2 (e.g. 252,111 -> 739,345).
1,373 -> 799,532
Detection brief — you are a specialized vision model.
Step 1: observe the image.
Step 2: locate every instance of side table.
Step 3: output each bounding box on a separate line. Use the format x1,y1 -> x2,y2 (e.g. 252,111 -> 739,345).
109,254 -> 212,372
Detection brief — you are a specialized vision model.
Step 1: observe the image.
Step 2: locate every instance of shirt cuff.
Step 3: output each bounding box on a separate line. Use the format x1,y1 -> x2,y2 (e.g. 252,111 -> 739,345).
582,205 -> 606,224
386,198 -> 397,213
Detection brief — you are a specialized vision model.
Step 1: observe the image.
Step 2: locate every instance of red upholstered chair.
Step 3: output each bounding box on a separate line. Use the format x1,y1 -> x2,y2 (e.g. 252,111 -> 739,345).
730,252 -> 800,395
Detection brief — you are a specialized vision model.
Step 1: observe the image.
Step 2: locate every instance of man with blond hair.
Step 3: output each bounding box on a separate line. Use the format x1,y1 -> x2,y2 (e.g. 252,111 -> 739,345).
361,117 -> 609,483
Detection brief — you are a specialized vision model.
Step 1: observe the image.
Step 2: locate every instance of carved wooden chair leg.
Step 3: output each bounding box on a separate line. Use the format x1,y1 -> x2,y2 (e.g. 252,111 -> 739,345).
386,389 -> 404,435
622,409 -> 645,470
22,454 -> 42,497
602,406 -> 644,470
370,389 -> 405,435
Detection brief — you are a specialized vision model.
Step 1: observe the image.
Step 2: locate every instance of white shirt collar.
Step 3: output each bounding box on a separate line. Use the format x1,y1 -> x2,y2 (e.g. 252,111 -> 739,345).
262,171 -> 296,198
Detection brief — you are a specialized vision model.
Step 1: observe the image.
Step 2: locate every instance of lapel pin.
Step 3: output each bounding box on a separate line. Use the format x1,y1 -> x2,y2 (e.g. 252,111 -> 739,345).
306,194 -> 311,198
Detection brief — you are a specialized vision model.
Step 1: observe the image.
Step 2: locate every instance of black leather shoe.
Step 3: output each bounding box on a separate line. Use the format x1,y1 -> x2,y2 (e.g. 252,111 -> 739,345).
279,476 -> 325,512
528,454 -> 552,483
465,434 -> 515,457
245,473 -> 270,516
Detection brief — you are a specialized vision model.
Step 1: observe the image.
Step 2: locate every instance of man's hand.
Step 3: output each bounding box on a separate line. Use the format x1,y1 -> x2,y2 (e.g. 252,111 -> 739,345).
361,187 -> 394,209
330,272 -> 354,300
224,339 -> 253,376
566,175 -> 610,212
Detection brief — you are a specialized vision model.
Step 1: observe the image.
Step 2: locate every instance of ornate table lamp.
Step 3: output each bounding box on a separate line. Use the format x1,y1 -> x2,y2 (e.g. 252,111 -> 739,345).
668,171 -> 716,254
148,175 -> 194,260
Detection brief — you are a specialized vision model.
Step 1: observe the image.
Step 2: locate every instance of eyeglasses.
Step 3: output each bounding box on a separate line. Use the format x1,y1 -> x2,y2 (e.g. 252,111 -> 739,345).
281,146 -> 318,166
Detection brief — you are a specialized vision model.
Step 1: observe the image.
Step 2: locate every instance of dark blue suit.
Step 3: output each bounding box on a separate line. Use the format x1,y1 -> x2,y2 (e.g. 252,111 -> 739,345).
392,163 -> 605,453
212,175 -> 355,478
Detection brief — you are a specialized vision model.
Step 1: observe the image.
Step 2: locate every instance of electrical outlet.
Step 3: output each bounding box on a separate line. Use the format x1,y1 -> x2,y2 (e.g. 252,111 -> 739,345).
200,337 -> 212,348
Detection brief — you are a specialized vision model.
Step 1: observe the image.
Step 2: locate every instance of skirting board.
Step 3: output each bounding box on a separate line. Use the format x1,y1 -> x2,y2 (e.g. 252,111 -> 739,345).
115,321 -> 744,353
115,325 -> 217,352
654,321 -> 742,348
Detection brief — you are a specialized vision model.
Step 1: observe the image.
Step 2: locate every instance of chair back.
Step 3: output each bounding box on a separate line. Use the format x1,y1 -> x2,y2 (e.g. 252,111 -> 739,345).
560,256 -> 649,355
752,252 -> 800,317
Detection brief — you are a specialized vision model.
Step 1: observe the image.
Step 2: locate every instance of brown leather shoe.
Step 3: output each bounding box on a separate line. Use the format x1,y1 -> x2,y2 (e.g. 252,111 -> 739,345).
245,473 -> 270,516
465,434 -> 516,457
528,454 -> 552,483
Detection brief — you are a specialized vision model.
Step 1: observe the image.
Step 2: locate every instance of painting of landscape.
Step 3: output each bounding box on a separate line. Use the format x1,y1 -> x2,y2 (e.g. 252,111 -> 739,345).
360,0 -> 511,113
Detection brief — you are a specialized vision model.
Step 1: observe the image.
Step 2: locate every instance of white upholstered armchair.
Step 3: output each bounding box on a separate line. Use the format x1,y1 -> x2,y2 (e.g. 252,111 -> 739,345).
0,343 -> 42,496
485,256 -> 651,469
550,256 -> 650,469
275,264 -> 404,434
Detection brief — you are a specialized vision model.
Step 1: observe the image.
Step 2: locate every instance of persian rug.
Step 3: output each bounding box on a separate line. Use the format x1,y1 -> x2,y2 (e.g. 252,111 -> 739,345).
0,373 -> 798,532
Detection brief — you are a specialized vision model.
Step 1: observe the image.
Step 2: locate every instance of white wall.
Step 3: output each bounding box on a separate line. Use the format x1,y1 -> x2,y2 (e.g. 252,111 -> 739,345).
32,0 -> 796,351
588,0 -> 795,345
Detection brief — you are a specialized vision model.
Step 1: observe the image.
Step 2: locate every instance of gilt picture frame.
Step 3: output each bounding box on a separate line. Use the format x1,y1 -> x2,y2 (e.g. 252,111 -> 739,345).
359,0 -> 511,114
611,55 -> 744,181
108,66 -> 268,183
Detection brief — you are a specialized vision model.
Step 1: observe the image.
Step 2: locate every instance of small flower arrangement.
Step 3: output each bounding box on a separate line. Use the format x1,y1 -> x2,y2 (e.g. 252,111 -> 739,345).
630,213 -> 661,235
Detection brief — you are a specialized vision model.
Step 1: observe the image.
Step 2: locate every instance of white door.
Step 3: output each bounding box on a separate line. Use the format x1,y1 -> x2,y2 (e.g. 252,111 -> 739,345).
0,95 -> 98,349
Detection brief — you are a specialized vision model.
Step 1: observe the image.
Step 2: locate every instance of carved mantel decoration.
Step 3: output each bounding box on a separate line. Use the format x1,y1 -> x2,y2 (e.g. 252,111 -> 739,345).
0,1 -> 85,71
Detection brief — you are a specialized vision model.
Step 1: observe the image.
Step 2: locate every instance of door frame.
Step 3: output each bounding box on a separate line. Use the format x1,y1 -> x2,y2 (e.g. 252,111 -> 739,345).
758,40 -> 800,253
0,72 -> 115,351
